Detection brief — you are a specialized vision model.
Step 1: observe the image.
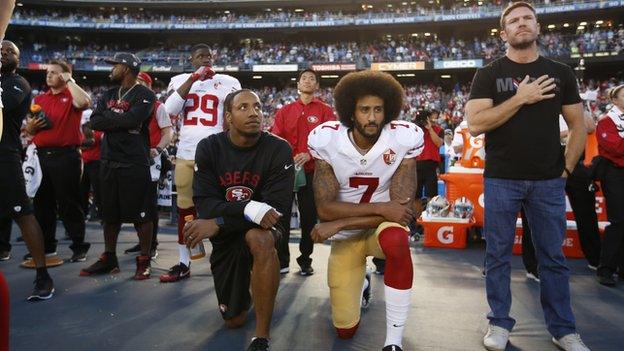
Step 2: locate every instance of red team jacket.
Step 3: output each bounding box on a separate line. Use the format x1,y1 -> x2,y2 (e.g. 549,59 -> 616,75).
271,97 -> 336,174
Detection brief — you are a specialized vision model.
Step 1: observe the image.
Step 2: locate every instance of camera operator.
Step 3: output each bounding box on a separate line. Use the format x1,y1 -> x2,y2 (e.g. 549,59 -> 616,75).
413,109 -> 444,199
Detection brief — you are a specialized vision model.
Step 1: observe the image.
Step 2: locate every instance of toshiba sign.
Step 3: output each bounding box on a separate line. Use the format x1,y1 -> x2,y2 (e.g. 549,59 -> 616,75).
434,59 -> 483,69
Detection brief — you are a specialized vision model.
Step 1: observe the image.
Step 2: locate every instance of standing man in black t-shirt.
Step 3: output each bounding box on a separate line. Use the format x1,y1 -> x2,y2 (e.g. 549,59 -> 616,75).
183,89 -> 294,351
465,3 -> 590,351
0,40 -> 54,301
81,52 -> 156,280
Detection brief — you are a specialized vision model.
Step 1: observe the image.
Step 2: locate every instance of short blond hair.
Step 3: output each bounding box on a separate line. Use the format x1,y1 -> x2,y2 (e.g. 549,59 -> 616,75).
500,2 -> 536,29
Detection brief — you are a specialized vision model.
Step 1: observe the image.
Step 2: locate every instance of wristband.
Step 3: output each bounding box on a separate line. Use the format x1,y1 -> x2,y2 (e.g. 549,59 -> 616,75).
244,200 -> 277,225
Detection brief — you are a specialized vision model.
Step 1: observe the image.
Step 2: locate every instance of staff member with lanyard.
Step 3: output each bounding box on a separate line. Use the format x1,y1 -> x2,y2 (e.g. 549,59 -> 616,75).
25,59 -> 92,266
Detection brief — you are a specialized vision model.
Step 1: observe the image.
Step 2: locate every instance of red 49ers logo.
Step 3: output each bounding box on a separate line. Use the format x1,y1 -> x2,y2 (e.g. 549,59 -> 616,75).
225,186 -> 253,202
383,149 -> 396,165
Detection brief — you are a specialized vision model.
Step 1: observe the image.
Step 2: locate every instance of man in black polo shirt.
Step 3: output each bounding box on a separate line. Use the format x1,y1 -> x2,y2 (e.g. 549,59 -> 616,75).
80,52 -> 156,280
465,2 -> 590,351
183,89 -> 294,351
0,40 -> 54,301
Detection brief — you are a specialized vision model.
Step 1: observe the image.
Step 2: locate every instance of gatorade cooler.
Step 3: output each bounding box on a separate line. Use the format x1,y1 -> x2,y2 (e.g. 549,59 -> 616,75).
418,214 -> 474,249
440,167 -> 484,226
513,219 -> 609,258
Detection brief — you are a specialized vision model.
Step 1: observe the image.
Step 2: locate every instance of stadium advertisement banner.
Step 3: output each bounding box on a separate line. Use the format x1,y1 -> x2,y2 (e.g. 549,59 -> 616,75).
253,64 -> 299,72
27,63 -> 73,71
371,62 -> 425,71
434,59 -> 484,69
213,65 -> 240,72
311,64 -> 356,72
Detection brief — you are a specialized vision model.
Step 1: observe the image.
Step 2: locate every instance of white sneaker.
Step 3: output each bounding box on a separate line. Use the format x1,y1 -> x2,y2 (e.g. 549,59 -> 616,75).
483,325 -> 509,351
587,264 -> 597,271
526,272 -> 540,282
552,333 -> 590,351
280,266 -> 290,274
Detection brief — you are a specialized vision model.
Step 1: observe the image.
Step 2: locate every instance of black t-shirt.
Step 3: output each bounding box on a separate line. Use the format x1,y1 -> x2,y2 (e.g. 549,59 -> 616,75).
90,84 -> 155,166
193,132 -> 294,240
0,72 -> 31,157
469,56 -> 581,180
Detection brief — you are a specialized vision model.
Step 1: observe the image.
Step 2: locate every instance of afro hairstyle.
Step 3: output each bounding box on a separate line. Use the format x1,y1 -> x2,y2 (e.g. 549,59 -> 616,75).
332,70 -> 405,129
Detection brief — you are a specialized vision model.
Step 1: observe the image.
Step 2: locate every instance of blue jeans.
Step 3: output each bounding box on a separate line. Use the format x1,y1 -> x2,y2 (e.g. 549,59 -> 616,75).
484,177 -> 576,338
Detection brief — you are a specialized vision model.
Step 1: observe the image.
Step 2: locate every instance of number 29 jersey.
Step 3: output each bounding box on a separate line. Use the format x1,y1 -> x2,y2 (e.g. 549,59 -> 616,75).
308,120 -> 425,240
166,73 -> 241,160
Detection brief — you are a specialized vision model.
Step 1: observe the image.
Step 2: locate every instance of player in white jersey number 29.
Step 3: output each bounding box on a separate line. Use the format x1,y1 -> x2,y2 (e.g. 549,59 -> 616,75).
161,44 -> 241,282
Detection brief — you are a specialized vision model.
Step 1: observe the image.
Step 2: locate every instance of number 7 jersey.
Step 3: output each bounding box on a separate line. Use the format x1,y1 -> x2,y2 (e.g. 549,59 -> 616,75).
308,120 -> 425,240
165,73 -> 241,160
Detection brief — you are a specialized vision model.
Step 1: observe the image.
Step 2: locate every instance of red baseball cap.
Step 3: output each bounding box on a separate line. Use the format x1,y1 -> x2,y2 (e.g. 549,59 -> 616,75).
137,71 -> 153,88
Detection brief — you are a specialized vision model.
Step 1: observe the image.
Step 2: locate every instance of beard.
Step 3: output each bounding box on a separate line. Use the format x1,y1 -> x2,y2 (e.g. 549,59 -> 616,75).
354,119 -> 382,141
1,60 -> 17,74
508,33 -> 538,50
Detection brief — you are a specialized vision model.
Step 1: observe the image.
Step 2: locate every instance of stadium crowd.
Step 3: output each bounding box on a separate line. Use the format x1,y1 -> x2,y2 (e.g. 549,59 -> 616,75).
17,26 -> 624,69
12,0 -> 589,27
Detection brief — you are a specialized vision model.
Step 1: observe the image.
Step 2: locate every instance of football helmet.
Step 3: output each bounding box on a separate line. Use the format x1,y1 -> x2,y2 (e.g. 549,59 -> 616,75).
453,197 -> 474,219
426,195 -> 450,217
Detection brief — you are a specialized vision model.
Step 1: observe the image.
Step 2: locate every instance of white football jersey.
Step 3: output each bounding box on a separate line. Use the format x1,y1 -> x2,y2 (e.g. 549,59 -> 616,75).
308,120 -> 424,240
166,73 -> 241,160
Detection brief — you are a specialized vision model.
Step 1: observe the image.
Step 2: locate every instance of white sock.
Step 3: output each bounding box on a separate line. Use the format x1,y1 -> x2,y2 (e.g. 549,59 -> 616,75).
362,275 -> 370,293
178,244 -> 190,266
384,285 -> 412,348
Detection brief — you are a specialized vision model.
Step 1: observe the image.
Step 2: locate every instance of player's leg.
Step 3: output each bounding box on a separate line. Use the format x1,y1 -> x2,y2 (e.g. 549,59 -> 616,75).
210,233 -> 252,328
161,159 -> 194,282
80,163 -> 120,276
116,165 -> 153,280
328,237 -> 367,339
368,222 -> 413,350
296,172 -> 318,275
51,149 -> 89,261
2,157 -> 53,300
245,228 -> 280,339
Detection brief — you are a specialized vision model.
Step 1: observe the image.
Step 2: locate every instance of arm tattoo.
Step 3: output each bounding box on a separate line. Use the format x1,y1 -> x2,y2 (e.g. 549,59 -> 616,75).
390,158 -> 416,202
313,159 -> 340,206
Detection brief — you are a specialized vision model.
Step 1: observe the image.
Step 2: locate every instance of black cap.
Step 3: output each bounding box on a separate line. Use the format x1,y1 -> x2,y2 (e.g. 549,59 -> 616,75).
104,52 -> 141,74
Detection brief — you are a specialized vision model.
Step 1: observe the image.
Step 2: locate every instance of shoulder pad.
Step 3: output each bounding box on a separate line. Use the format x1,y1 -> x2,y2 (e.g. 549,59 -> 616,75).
388,121 -> 423,149
308,121 -> 341,152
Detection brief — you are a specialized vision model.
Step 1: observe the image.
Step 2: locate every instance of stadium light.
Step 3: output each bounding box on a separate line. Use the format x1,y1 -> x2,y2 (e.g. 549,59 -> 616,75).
224,10 -> 230,14
253,75 -> 262,79
291,78 -> 297,81
387,4 -> 393,7
441,75 -> 451,79
478,1 -> 483,5
580,21 -> 587,26
411,33 -> 419,37
424,32 -> 431,37
577,25 -> 585,30
402,2 -> 408,5
596,20 -> 604,25
563,23 -> 570,27
397,74 -> 415,77
16,2 -> 23,6
547,24 -> 555,29
294,9 -> 304,13
491,29 -> 498,33
321,75 -> 339,79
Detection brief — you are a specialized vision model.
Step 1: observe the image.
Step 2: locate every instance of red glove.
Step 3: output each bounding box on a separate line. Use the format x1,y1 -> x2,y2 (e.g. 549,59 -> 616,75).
190,66 -> 215,82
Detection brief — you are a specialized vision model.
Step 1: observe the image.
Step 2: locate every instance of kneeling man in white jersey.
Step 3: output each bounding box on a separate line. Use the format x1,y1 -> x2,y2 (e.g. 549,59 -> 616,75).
308,70 -> 424,351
